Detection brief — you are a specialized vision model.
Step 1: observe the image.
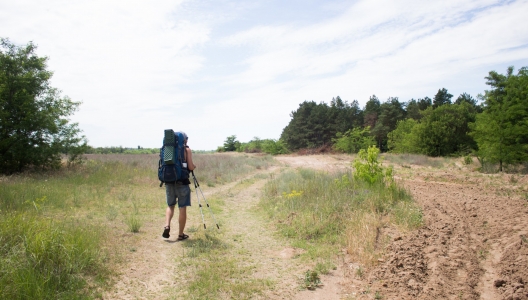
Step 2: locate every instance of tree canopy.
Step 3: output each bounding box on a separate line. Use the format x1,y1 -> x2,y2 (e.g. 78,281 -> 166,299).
222,135 -> 240,151
0,38 -> 87,174
280,98 -> 363,151
470,66 -> 528,171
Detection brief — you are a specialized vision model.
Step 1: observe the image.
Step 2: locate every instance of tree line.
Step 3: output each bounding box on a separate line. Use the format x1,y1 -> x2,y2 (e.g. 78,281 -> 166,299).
224,66 -> 527,172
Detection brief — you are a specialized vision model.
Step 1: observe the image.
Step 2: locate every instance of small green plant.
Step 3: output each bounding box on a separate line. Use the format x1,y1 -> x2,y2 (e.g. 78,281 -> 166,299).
463,155 -> 473,165
301,269 -> 322,290
24,195 -> 48,212
125,214 -> 142,233
477,249 -> 489,259
353,146 -> 393,186
106,206 -> 119,221
314,260 -> 335,275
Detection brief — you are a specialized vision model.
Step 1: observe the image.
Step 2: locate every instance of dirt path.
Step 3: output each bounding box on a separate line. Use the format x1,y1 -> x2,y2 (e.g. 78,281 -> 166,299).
103,154 -> 528,300
103,160 -> 347,300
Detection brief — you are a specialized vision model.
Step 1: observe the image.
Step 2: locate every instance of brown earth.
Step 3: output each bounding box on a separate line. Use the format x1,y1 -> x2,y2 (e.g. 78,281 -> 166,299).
103,154 -> 528,300
362,166 -> 528,300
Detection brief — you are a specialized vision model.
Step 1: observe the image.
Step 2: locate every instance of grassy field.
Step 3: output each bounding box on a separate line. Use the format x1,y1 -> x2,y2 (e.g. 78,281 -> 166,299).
0,152 -> 275,299
0,151 -> 425,299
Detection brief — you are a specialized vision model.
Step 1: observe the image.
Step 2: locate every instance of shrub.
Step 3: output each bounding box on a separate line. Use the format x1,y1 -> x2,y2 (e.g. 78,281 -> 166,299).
353,146 -> 393,186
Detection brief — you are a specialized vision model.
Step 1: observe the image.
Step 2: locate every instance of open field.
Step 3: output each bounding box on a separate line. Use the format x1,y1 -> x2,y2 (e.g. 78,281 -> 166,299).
1,152 -> 527,299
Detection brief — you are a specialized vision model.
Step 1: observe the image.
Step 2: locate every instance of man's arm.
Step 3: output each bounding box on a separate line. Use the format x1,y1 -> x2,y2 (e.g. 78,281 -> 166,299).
186,147 -> 196,171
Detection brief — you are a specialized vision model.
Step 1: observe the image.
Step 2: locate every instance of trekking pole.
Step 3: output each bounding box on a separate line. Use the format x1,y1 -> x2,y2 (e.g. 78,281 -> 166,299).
191,173 -> 207,229
191,171 -> 220,230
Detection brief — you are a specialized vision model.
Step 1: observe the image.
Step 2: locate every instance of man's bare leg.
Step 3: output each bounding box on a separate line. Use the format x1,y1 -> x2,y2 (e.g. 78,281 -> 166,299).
179,207 -> 187,236
165,205 -> 175,227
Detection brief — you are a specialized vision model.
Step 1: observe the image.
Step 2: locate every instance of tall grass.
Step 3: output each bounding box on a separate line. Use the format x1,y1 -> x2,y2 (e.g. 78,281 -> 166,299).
260,168 -> 422,266
0,213 -> 108,299
0,153 -> 275,212
192,153 -> 275,186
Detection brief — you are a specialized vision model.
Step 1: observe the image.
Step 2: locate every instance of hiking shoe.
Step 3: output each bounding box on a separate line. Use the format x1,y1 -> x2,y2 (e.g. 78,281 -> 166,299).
162,226 -> 170,238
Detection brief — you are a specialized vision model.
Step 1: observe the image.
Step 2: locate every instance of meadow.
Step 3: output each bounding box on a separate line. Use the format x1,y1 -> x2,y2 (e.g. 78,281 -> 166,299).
0,150 -> 426,299
0,153 -> 274,299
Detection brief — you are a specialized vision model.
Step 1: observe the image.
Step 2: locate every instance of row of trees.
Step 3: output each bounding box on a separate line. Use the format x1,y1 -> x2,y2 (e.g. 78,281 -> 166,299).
387,67 -> 527,171
280,89 -> 481,153
219,135 -> 288,155
85,146 -> 159,154
226,66 -> 527,171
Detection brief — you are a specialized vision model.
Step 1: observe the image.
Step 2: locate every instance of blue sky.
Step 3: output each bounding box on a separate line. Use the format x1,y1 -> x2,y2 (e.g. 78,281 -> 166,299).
1,0 -> 527,150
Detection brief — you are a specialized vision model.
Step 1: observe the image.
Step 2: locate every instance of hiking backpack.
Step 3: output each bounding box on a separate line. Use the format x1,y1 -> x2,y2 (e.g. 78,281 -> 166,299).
158,129 -> 189,187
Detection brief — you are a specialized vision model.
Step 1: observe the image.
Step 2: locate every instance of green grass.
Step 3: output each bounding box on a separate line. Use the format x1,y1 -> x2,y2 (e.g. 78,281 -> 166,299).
0,213 -> 109,299
260,168 -> 422,266
125,214 -> 142,233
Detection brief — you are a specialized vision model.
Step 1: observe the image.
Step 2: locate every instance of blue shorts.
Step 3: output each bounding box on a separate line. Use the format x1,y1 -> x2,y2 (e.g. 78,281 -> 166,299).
165,183 -> 191,208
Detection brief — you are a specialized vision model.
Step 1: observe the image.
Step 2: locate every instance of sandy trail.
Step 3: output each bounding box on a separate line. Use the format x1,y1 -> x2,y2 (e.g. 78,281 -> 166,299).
103,161 -> 347,300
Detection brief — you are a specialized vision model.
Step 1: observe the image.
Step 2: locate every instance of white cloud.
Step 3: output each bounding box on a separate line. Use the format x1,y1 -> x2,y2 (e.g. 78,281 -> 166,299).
1,0 -> 527,150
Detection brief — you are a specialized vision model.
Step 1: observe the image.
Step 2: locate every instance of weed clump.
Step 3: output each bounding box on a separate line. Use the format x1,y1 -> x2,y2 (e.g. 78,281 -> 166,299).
301,270 -> 322,290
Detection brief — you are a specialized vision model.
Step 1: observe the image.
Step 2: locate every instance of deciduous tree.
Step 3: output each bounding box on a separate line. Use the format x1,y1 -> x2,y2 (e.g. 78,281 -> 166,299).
223,135 -> 240,151
0,38 -> 87,174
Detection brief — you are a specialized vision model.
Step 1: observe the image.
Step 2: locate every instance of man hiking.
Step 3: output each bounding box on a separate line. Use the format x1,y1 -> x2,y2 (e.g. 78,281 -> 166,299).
162,132 -> 196,240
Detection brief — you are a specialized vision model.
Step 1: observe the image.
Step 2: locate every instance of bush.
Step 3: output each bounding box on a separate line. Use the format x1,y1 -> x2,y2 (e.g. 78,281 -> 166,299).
353,146 -> 393,186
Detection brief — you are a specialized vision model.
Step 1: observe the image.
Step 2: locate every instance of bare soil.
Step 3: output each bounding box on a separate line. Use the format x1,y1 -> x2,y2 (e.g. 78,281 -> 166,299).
103,154 -> 528,300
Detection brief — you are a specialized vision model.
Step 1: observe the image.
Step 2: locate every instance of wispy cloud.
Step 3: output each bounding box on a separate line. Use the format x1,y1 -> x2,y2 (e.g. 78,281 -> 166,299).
1,0 -> 527,149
